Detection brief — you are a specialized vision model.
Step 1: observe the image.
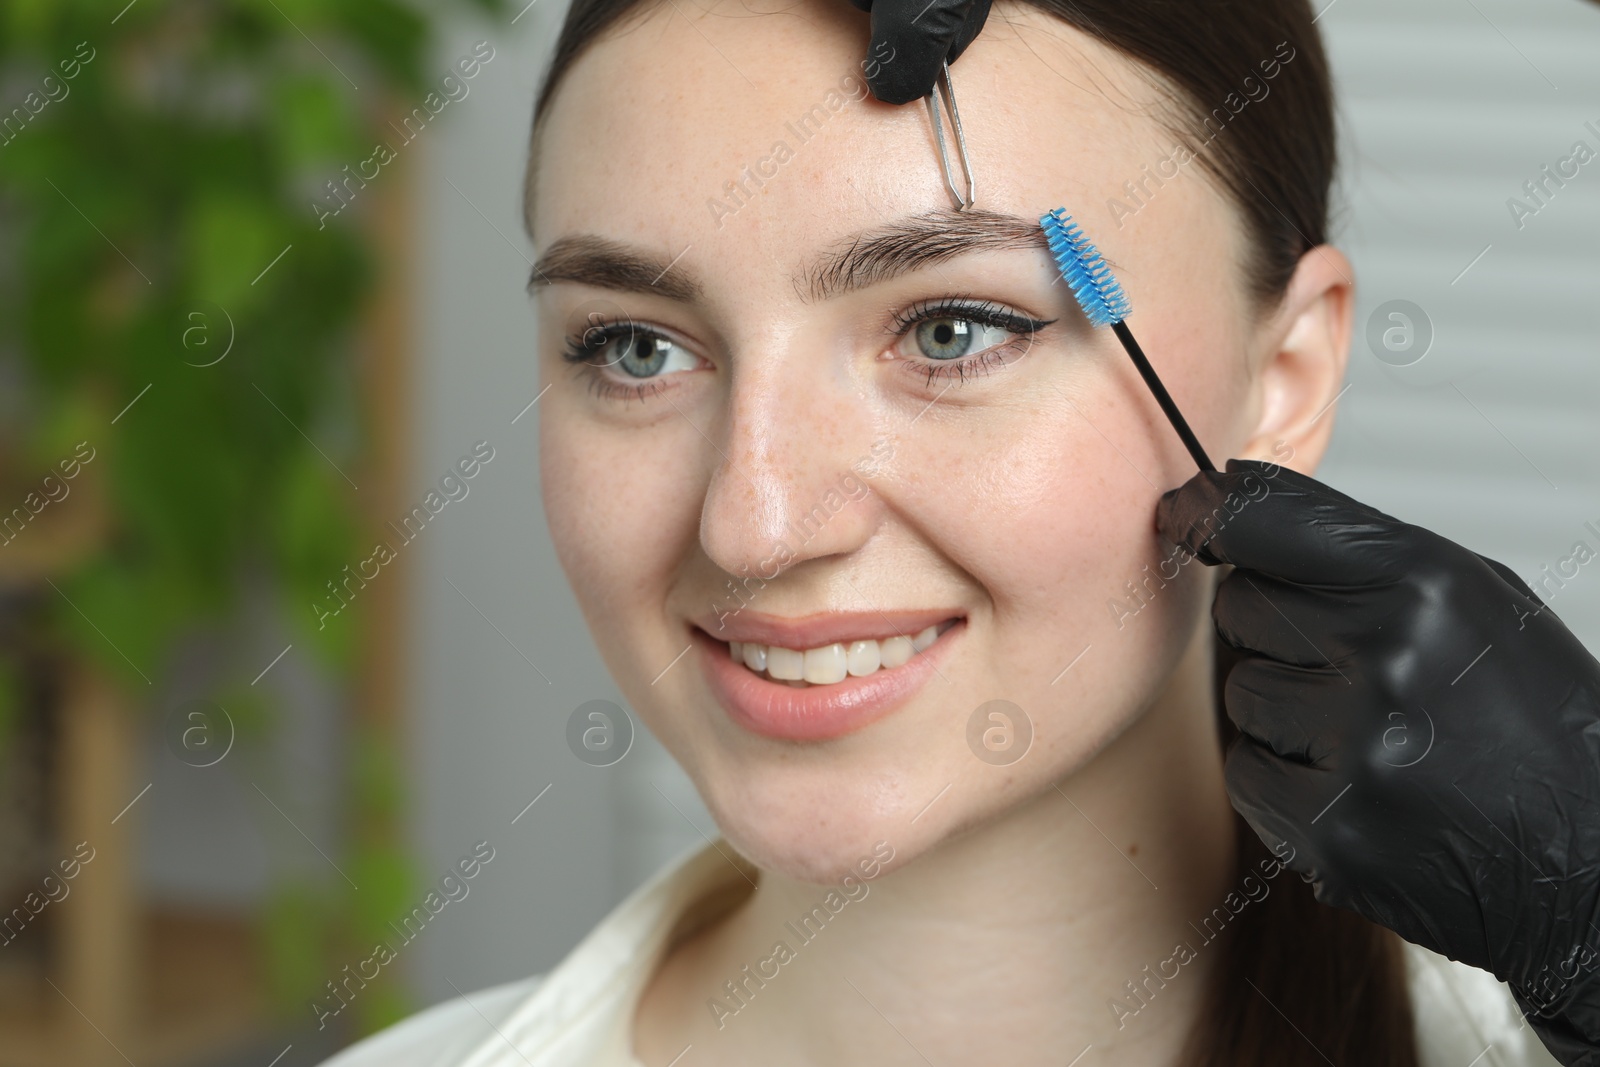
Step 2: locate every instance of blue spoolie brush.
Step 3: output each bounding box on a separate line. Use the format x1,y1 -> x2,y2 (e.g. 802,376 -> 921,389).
1040,207 -> 1216,473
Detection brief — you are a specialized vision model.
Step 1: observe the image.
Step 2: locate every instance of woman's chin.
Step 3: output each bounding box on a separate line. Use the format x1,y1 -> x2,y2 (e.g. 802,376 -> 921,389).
699,790 -> 916,886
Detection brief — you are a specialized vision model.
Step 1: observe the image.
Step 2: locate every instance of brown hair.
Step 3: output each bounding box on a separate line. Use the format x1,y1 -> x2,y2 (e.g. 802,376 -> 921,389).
525,2 -> 1418,1062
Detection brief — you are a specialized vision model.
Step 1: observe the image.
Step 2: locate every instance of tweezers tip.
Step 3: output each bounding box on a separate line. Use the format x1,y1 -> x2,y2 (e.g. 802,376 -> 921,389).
927,60 -> 976,211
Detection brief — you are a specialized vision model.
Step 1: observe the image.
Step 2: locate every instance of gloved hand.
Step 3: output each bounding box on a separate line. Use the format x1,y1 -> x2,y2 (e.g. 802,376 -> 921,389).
1157,458 -> 1600,1065
847,0 -> 992,104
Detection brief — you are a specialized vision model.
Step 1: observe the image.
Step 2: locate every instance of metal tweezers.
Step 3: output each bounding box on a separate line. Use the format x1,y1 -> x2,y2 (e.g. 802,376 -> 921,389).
924,60 -> 975,211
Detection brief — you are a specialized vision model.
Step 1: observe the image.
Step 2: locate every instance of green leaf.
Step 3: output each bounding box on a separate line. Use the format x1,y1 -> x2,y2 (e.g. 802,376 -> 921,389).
110,369 -> 249,598
352,723 -> 406,819
210,683 -> 277,745
271,449 -> 360,653
183,192 -> 287,316
347,843 -> 413,946
329,0 -> 429,92
2,0 -> 55,45
261,878 -> 331,1016
269,74 -> 362,169
55,562 -> 181,690
26,391 -> 99,469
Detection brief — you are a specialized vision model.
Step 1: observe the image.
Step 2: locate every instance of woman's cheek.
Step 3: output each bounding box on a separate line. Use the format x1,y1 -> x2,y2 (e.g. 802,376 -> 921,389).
875,380 -> 1159,605
540,414 -> 661,640
541,407 -> 711,633
540,417 -> 603,596
876,384 -> 1203,745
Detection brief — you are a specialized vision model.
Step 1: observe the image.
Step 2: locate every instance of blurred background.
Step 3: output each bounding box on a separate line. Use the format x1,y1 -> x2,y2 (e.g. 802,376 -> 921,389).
0,0 -> 1595,1064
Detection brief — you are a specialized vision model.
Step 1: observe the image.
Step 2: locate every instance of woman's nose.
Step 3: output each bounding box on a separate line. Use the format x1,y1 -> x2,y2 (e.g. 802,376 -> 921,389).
697,349 -> 888,581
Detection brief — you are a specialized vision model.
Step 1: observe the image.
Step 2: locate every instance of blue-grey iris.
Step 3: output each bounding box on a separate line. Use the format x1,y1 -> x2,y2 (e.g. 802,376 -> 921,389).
604,332 -> 674,377
915,318 -> 975,360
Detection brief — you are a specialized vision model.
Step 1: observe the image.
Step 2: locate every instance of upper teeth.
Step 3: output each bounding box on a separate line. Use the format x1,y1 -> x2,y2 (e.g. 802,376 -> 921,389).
730,625 -> 943,686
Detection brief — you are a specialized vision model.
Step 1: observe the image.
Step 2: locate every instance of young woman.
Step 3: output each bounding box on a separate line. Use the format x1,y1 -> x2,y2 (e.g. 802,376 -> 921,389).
323,0 -> 1566,1063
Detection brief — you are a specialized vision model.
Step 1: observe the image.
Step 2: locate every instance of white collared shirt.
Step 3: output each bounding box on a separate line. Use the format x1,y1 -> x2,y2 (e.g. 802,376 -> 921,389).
318,837 -> 1564,1067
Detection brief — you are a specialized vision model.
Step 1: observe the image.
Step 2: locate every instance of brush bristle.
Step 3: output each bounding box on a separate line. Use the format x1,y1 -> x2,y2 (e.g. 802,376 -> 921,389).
1040,208 -> 1130,329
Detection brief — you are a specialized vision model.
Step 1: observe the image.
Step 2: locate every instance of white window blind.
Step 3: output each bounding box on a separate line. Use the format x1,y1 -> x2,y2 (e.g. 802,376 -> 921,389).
1320,0 -> 1600,646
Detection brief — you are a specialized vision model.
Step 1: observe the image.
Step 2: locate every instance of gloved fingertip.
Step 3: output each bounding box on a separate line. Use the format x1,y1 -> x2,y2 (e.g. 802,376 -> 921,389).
1153,489 -> 1181,527
867,56 -> 938,104
944,0 -> 991,62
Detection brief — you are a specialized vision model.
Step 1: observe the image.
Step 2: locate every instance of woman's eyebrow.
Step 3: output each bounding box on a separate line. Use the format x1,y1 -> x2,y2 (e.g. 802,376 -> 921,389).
528,234 -> 702,302
801,209 -> 1047,302
527,209 -> 1046,305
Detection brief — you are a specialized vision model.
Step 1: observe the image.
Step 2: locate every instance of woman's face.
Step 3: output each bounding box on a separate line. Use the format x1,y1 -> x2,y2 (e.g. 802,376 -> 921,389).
533,0 -> 1285,881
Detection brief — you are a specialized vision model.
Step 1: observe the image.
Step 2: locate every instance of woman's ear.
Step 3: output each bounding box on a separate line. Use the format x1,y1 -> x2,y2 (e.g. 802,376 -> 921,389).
1237,245 -> 1353,473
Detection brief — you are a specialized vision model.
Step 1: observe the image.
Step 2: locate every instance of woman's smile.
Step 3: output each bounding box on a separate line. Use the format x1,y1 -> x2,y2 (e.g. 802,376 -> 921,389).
693,613 -> 966,741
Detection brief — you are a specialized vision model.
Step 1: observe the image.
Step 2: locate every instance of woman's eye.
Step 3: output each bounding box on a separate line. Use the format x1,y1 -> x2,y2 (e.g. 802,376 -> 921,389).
894,316 -> 1018,362
882,302 -> 1055,387
583,327 -> 699,379
593,330 -> 691,378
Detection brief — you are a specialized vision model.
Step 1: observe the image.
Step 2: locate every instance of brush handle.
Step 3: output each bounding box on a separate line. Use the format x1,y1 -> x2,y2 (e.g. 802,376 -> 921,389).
1110,320 -> 1216,473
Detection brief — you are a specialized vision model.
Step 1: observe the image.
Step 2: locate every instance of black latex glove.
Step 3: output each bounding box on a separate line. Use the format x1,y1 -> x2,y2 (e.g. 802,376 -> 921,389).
1157,458 -> 1600,1066
847,0 -> 992,104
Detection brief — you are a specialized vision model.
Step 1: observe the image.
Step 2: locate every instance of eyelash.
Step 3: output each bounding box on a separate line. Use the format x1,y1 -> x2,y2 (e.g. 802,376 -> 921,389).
889,297 -> 1055,387
559,298 -> 1056,401
560,318 -> 679,403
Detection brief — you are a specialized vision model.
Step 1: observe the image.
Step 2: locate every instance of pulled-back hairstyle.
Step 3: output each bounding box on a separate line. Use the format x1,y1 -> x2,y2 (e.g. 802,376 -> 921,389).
524,2 -> 1419,1063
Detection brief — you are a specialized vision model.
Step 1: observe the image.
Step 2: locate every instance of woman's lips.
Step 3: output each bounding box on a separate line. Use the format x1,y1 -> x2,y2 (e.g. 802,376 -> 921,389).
693,617 -> 964,741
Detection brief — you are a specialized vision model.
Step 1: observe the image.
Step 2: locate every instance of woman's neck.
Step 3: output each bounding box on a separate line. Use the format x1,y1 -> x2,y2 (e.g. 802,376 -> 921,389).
635,622 -> 1240,1067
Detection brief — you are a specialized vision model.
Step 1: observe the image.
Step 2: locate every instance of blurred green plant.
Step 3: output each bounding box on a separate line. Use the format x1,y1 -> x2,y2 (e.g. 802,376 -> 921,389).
0,0 -> 502,1039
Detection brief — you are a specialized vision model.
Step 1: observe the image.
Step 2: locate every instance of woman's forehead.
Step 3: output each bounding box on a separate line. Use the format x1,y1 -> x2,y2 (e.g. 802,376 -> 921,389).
529,0 -> 1237,306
